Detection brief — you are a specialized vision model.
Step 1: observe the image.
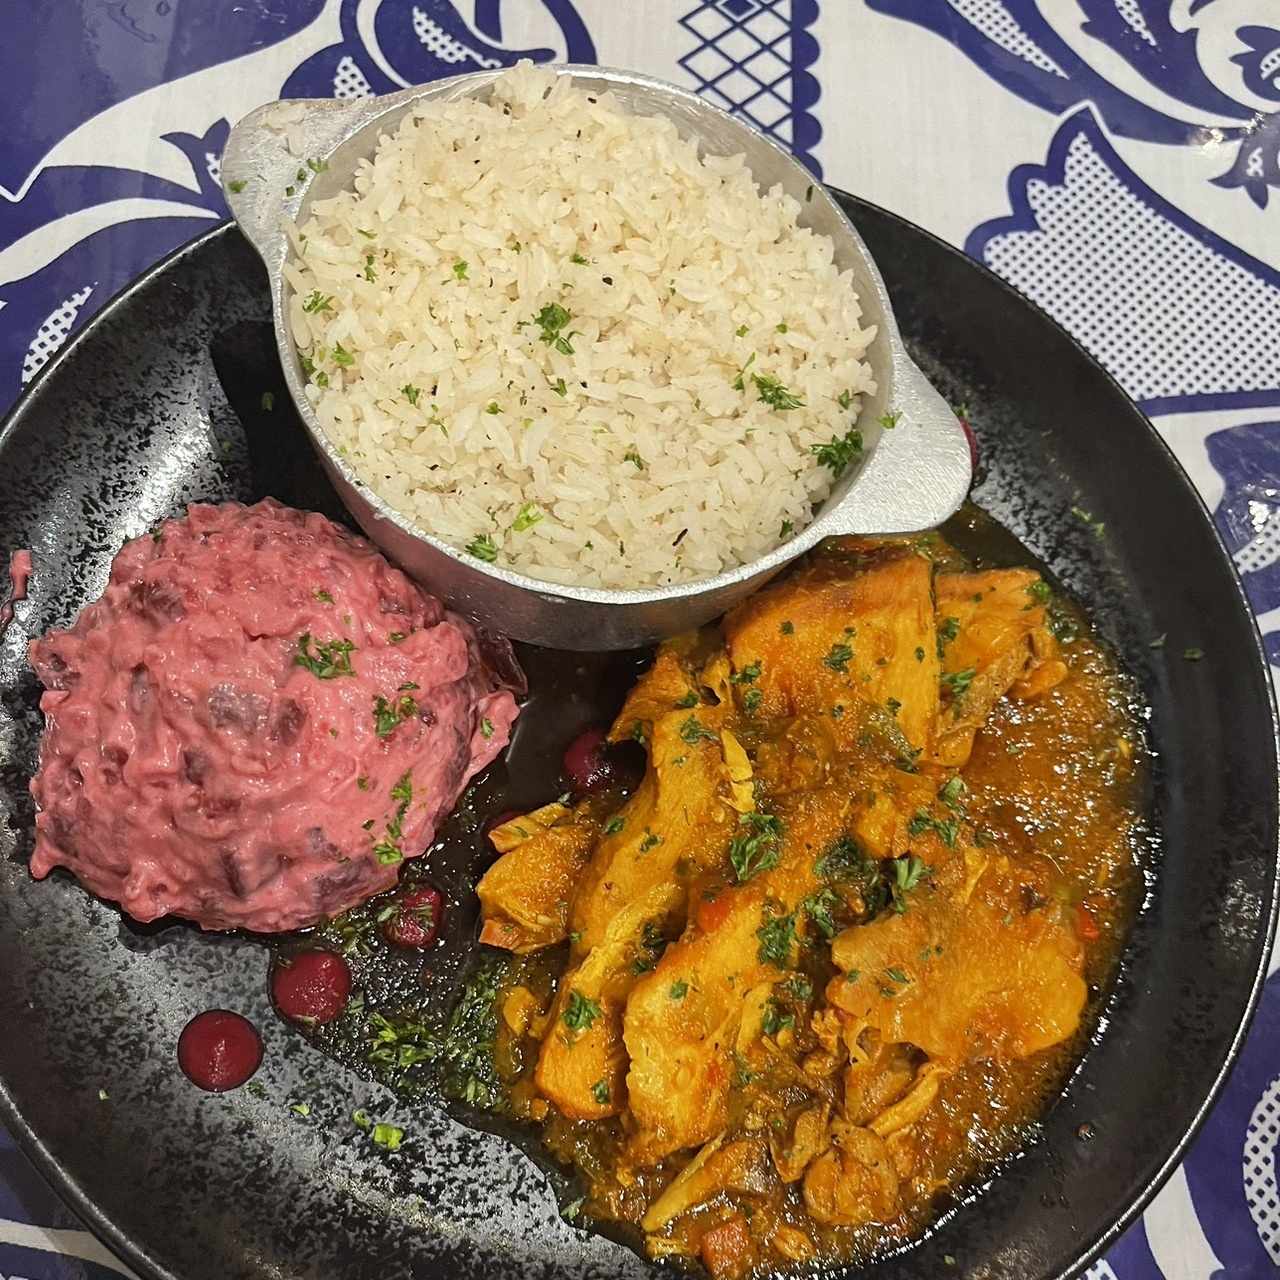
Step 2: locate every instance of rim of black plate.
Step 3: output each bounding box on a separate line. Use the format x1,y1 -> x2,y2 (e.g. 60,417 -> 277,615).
0,194 -> 1276,1280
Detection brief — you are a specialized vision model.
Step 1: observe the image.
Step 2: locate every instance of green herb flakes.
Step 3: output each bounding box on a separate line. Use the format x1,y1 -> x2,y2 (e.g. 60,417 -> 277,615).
811,428 -> 864,478
941,667 -> 976,700
371,1122 -> 404,1151
260,391 -> 275,411
562,990 -> 601,1033
728,811 -> 783,883
823,642 -> 853,673
531,302 -> 575,355
452,260 -> 469,280
510,502 -> 543,533
669,980 -> 688,1000
604,815 -> 626,835
756,910 -> 796,968
752,372 -> 804,411
401,383 -> 421,406
294,633 -> 355,679
591,1079 -> 610,1104
678,715 -> 717,745
466,533 -> 499,562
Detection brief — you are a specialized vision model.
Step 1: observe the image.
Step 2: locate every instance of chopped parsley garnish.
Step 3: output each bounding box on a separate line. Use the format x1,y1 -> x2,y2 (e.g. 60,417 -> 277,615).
388,631 -> 407,644
836,388 -> 854,411
811,428 -> 864,478
776,322 -> 788,333
466,533 -> 498,562
363,254 -> 377,283
823,642 -> 853,673
743,687 -> 763,714
669,980 -> 688,1000
306,157 -> 329,174
562,990 -> 601,1033
1028,579 -> 1052,605
510,502 -> 543,533
530,302 -> 575,355
401,384 -> 421,406
914,646 -> 925,662
756,910 -> 796,968
803,887 -> 842,938
485,401 -> 500,414
452,260 -> 469,280
877,410 -> 901,429
762,1002 -> 794,1036
591,1079 -> 610,1104
227,178 -> 247,194
390,772 -> 413,806
1183,647 -> 1204,661
371,1122 -> 404,1151
294,633 -> 356,679
332,342 -> 354,367
639,831 -> 661,853
735,324 -> 749,337
480,717 -> 495,739
941,667 -> 976,700
730,660 -> 761,685
604,815 -> 626,835
260,391 -> 275,411
886,697 -> 902,716
884,966 -> 910,985
939,776 -> 967,809
551,377 -> 568,397
372,693 -> 418,738
290,1101 -> 310,1116
301,291 -> 333,314
891,855 -> 932,913
571,253 -> 589,265
623,449 -> 645,468
937,616 -> 960,654
1070,505 -> 1106,537
674,690 -> 699,709
372,836 -> 403,865
781,620 -> 795,635
313,588 -> 333,604
780,519 -> 794,538
752,372 -> 804,411
356,776 -> 369,791
728,811 -> 783,883
678,715 -> 718,745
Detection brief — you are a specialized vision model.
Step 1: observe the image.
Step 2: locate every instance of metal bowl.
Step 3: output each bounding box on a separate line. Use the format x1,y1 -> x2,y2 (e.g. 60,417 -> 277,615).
222,65 -> 971,650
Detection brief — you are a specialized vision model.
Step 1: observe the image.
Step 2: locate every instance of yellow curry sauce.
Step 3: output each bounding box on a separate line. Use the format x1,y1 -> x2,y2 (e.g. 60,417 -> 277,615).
477,532 -> 1144,1278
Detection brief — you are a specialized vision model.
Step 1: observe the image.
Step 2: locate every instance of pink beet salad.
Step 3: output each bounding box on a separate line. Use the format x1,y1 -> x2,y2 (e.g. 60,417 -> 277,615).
27,499 -> 522,932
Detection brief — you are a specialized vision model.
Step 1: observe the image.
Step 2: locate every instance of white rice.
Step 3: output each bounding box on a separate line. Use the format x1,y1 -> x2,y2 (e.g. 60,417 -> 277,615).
285,61 -> 877,589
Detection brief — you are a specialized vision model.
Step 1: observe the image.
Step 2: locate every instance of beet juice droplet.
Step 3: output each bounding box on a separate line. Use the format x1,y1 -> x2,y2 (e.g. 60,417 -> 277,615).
563,726 -> 611,794
381,885 -> 444,949
271,949 -> 352,1024
178,1010 -> 263,1092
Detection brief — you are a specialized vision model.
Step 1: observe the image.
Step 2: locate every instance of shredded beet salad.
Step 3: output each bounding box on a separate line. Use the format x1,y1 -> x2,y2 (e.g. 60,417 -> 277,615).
27,499 -> 523,932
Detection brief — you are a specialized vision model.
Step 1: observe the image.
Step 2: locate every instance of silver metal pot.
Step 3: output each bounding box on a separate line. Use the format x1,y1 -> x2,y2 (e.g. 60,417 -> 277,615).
222,64 -> 971,650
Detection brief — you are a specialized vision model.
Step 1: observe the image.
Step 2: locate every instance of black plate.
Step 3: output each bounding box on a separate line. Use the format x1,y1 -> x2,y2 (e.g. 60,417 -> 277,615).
0,198 -> 1276,1280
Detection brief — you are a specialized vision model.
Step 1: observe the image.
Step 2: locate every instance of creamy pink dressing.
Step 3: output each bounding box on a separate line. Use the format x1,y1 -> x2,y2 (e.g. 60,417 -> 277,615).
28,501 -> 521,931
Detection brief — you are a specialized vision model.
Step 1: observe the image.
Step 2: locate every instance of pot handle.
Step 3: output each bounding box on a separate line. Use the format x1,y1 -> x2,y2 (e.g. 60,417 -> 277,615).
823,350 -> 973,536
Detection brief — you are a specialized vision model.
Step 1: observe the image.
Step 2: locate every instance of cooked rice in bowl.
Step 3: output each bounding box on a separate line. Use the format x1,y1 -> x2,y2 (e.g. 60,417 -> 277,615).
285,61 -> 877,589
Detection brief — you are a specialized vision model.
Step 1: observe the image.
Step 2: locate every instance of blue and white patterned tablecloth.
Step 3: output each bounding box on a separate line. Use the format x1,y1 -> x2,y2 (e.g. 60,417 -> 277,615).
2,3 -> 1279,1277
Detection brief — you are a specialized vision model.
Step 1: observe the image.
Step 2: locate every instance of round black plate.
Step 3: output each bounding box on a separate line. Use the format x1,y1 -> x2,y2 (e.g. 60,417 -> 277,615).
0,199 -> 1276,1280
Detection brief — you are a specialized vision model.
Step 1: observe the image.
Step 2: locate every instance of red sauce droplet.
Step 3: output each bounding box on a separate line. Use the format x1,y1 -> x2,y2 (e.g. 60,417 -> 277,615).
177,1009 -> 263,1092
563,726 -> 611,794
382,885 -> 444,949
271,949 -> 352,1024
